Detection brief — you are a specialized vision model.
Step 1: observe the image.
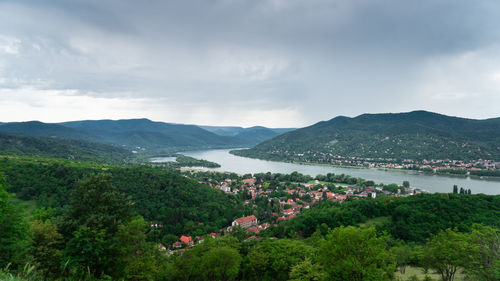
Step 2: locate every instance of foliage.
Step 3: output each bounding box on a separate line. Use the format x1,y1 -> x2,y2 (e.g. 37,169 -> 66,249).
0,132 -> 131,164
273,193 -> 500,243
288,258 -> 326,281
420,228 -> 468,281
463,224 -> 500,281
30,220 -> 63,279
318,226 -> 395,281
0,156 -> 241,238
242,239 -> 316,281
166,236 -> 242,281
0,175 -> 30,270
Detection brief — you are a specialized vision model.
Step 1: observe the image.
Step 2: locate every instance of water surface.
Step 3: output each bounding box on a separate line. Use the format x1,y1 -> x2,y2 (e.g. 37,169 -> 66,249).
180,149 -> 500,195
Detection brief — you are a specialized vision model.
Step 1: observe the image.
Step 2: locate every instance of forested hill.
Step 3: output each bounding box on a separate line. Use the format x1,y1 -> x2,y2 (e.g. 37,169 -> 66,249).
0,119 -> 247,151
0,132 -> 132,163
60,118 -> 247,149
0,156 -> 241,237
234,111 -> 500,162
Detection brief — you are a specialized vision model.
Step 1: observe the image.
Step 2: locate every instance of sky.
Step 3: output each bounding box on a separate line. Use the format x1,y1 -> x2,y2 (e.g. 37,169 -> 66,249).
0,0 -> 499,128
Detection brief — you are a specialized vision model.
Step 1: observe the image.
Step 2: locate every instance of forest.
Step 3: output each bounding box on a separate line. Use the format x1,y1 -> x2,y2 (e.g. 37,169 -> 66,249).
1,154 -> 499,280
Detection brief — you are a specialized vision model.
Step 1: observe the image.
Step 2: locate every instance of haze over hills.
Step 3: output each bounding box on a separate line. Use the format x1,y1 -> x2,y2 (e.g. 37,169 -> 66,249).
233,110 -> 500,162
0,119 -> 294,153
200,125 -> 295,145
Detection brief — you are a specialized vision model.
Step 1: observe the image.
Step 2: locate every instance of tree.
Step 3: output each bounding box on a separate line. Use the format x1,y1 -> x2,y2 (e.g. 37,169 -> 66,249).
113,217 -> 160,281
30,220 -> 64,278
289,258 -> 326,281
463,224 -> 499,281
403,181 -> 410,188
65,226 -> 110,278
318,226 -> 395,281
201,247 -> 242,281
62,173 -> 134,278
243,239 -> 315,281
421,228 -> 468,281
453,185 -> 458,194
0,174 -> 30,269
62,173 -> 133,236
393,243 -> 412,274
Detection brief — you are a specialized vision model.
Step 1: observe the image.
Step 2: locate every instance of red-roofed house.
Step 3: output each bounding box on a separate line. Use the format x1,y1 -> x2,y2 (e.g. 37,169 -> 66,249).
180,235 -> 193,246
242,178 -> 256,185
247,227 -> 260,234
232,215 -> 258,228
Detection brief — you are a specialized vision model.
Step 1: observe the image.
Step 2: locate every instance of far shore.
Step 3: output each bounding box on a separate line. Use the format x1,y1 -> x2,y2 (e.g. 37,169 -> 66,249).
229,150 -> 500,181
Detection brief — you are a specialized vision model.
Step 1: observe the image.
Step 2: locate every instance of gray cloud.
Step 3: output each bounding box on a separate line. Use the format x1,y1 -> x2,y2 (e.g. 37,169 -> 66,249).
0,0 -> 499,126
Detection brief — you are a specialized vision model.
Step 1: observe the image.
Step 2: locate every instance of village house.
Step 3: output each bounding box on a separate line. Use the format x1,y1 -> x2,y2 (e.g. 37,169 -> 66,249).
232,215 -> 258,228
242,178 -> 257,185
180,235 -> 194,246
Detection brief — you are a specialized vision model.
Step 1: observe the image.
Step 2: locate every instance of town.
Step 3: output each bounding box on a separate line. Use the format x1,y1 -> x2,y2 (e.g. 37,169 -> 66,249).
161,170 -> 423,252
275,151 -> 500,176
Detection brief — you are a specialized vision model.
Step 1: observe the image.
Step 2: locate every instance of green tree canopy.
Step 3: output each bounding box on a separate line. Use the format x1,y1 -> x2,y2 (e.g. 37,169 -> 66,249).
318,226 -> 395,281
421,228 -> 468,281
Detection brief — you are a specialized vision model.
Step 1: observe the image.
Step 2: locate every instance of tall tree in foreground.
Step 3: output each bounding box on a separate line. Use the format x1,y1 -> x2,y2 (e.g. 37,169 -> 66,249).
464,224 -> 500,281
318,226 -> 395,281
0,174 -> 30,269
421,228 -> 467,281
30,220 -> 64,279
61,173 -> 134,279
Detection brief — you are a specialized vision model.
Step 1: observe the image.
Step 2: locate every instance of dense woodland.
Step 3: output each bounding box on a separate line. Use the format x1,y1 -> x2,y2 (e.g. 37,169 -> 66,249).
1,153 -> 499,280
0,133 -> 132,164
0,156 -> 241,239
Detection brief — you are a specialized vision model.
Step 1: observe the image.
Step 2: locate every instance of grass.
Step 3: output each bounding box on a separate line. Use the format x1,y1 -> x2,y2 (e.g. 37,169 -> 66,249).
358,216 -> 391,228
395,266 -> 467,281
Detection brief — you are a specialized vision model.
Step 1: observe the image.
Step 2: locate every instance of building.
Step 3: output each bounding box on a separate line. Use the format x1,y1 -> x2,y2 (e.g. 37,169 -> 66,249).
180,235 -> 194,246
232,215 -> 258,228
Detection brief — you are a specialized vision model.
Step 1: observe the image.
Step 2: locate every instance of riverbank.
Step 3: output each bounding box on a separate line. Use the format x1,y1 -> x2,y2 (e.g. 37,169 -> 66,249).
229,149 -> 500,181
179,148 -> 500,194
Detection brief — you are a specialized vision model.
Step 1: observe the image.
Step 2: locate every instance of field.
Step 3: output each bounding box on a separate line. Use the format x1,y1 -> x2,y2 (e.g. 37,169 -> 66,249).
395,266 -> 467,281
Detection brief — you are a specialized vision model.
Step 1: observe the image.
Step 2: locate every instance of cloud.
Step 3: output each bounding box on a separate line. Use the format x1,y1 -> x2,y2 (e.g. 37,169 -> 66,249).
0,0 -> 499,126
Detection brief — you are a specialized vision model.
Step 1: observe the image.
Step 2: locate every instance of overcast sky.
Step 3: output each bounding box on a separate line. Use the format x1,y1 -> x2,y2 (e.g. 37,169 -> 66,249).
0,0 -> 499,127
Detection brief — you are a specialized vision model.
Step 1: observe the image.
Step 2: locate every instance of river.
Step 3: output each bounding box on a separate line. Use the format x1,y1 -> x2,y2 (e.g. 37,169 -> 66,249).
154,148 -> 500,195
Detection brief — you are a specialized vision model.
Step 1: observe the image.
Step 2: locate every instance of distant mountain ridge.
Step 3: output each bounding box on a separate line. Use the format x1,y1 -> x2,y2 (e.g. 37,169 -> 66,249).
201,125 -> 294,145
233,111 -> 500,162
0,119 -> 293,153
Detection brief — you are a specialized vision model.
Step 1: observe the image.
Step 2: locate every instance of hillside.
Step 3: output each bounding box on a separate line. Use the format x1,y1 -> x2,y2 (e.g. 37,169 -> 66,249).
60,118 -> 246,149
233,111 -> 500,162
0,119 -> 249,152
0,132 -> 131,163
0,156 -> 241,237
0,121 -> 96,141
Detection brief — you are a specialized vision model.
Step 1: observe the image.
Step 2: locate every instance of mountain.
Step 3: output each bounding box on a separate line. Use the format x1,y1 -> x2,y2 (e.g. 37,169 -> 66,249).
0,121 -> 97,141
59,118 -> 246,149
0,132 -> 131,163
233,111 -> 500,162
199,126 -> 245,136
0,119 -> 250,152
201,125 -> 295,145
233,126 -> 286,145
